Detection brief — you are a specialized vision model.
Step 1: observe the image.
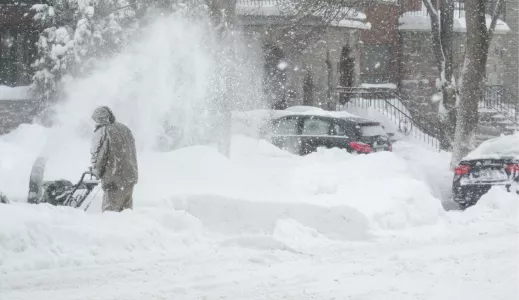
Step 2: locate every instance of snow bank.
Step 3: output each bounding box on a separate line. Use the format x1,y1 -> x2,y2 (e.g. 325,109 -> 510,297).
166,194 -> 371,241
0,202 -> 205,273
287,147 -> 447,230
1,119 -> 515,273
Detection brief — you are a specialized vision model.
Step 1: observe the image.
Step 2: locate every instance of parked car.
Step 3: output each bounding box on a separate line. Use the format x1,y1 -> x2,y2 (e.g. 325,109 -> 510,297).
263,113 -> 392,155
452,133 -> 519,209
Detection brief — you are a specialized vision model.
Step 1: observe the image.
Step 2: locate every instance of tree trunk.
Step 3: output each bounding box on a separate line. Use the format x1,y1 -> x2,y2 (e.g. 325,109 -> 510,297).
451,0 -> 490,167
208,0 -> 236,158
438,0 -> 456,150
422,0 -> 456,151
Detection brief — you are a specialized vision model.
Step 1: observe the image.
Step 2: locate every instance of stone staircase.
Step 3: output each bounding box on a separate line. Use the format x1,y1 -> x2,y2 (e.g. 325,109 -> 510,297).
336,85 -> 519,150
476,85 -> 519,145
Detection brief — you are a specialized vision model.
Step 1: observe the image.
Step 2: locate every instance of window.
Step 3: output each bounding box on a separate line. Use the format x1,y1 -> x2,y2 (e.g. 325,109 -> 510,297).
273,117 -> 299,135
302,118 -> 331,135
359,125 -> 387,137
362,44 -> 392,84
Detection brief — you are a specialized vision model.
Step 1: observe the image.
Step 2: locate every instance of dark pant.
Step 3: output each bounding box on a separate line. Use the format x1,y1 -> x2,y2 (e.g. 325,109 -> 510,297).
102,184 -> 134,212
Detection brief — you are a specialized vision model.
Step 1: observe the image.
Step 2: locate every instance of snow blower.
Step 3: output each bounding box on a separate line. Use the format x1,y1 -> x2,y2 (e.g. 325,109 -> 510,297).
27,156 -> 100,210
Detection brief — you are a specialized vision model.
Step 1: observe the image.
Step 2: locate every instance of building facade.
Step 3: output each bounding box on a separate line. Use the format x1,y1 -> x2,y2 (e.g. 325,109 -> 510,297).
0,0 -> 514,110
395,0 -> 513,119
236,1 -> 370,109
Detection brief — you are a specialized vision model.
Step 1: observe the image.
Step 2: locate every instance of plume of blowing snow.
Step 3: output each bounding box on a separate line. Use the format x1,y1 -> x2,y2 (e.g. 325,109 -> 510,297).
47,11 -> 263,152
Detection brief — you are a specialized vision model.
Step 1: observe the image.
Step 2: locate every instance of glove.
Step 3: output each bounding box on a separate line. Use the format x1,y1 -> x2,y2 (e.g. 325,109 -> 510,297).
88,166 -> 100,178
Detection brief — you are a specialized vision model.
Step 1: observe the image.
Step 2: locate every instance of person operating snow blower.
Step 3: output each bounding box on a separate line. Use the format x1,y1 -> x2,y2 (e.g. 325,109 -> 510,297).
90,106 -> 138,212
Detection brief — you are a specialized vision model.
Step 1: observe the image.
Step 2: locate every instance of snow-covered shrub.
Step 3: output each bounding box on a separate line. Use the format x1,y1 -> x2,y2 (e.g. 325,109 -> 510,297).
31,0 -> 138,103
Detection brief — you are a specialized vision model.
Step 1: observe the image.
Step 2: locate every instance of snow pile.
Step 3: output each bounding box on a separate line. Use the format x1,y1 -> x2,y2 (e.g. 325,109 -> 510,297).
465,187 -> 519,223
0,203 -> 205,273
395,187 -> 519,244
290,147 -> 447,230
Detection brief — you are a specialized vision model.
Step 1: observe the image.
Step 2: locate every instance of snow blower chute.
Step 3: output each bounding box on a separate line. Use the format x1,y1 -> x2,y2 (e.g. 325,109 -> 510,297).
27,156 -> 100,210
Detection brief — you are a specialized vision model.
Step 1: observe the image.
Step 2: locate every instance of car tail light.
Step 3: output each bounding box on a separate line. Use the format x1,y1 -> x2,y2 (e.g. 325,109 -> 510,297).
389,143 -> 393,152
506,164 -> 519,173
350,141 -> 373,153
454,164 -> 471,175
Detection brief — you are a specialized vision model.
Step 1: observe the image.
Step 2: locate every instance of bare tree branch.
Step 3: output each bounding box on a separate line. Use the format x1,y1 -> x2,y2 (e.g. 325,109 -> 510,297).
487,0 -> 502,39
422,0 -> 438,16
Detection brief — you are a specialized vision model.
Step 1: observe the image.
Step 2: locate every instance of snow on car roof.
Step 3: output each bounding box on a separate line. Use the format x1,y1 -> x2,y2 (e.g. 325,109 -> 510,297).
463,133 -> 519,161
283,106 -> 358,119
284,106 -> 325,113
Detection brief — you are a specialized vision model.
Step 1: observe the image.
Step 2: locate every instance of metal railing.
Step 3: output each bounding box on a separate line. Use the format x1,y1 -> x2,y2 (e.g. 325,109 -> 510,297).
336,87 -> 443,150
479,85 -> 519,127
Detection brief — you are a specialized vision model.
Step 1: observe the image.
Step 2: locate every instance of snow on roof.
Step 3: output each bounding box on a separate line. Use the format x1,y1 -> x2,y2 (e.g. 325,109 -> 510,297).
236,1 -> 370,30
399,11 -> 510,34
0,85 -> 32,101
360,83 -> 397,89
332,19 -> 372,30
463,133 -> 519,161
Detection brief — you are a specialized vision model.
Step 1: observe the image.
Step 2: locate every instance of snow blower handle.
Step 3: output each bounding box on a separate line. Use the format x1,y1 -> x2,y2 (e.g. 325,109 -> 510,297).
86,167 -> 99,180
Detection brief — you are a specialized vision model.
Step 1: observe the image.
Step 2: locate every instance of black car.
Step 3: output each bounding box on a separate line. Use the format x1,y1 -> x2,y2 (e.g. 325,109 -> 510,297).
263,113 -> 392,155
452,134 -> 519,209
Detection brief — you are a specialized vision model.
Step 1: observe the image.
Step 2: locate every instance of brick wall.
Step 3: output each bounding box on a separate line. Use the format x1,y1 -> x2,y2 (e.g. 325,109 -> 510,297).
360,3 -> 400,84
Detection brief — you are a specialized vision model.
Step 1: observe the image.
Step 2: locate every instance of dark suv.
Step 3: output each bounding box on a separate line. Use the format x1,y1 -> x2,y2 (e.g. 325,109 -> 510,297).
263,114 -> 392,155
452,134 -> 519,209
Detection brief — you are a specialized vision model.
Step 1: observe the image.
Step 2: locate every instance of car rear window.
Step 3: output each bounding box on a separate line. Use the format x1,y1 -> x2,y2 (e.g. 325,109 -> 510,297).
359,125 -> 386,137
302,118 -> 331,135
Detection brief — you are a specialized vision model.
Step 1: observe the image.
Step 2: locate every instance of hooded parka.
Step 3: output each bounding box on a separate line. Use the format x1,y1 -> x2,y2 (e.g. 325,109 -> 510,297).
90,106 -> 138,211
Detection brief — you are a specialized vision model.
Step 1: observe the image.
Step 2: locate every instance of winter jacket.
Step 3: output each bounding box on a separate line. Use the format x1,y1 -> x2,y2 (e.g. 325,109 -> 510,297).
90,106 -> 138,189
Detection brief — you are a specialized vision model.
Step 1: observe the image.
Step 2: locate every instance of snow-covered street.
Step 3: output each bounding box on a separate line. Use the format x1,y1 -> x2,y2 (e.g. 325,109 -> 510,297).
1,133 -> 517,299
2,234 -> 516,300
